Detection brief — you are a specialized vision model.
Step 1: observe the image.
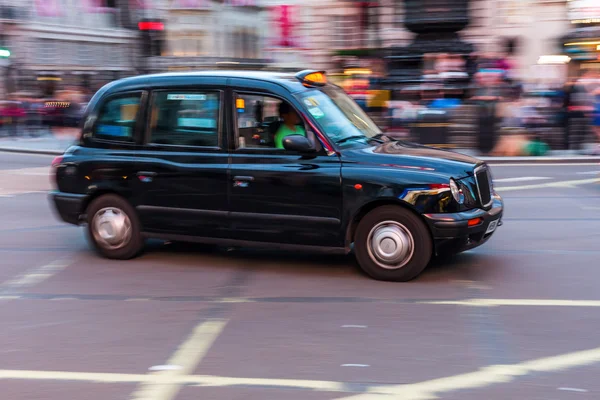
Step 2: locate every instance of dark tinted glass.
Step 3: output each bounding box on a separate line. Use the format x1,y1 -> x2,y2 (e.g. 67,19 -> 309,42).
150,92 -> 220,147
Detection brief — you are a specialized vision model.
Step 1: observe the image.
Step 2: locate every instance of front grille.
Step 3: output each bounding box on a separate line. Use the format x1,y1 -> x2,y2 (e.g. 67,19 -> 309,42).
475,166 -> 492,207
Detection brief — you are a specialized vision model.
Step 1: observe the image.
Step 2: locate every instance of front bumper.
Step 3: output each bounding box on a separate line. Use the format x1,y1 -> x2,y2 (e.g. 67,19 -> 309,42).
423,194 -> 504,254
49,191 -> 86,225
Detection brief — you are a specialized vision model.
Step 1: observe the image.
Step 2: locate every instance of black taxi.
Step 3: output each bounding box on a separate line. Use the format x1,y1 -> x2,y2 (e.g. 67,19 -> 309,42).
49,70 -> 503,282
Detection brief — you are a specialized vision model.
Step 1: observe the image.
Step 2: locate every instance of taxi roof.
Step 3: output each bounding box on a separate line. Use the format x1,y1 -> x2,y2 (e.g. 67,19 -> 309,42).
102,70 -> 314,94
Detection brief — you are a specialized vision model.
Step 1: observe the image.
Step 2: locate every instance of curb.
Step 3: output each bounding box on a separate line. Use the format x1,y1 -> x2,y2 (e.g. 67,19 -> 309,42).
0,147 -> 64,156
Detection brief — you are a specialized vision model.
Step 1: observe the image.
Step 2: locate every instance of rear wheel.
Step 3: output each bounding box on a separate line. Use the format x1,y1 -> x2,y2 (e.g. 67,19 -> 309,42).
86,194 -> 144,259
354,205 -> 432,281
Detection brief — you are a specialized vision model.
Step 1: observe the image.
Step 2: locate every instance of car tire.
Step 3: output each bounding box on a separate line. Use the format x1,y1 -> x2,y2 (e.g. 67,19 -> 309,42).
86,194 -> 144,260
354,205 -> 432,282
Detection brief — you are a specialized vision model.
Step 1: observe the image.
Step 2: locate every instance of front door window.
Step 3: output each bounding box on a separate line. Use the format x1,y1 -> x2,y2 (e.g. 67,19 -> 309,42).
234,93 -> 307,150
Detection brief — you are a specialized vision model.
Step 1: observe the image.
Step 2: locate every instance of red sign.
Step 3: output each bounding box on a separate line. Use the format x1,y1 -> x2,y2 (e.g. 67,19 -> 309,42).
138,21 -> 165,30
270,5 -> 299,48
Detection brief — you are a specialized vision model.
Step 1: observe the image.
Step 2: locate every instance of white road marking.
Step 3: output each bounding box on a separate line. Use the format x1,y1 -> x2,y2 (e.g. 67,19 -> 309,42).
576,171 -> 600,175
341,364 -> 370,367
419,299 -> 600,307
489,163 -> 600,167
218,297 -> 255,303
334,346 -> 600,399
2,258 -> 72,291
0,369 -> 347,391
130,318 -> 227,400
496,178 -> 600,192
3,346 -> 600,397
493,177 -> 550,183
149,365 -> 183,372
341,325 -> 368,328
5,167 -> 50,176
558,387 -> 588,392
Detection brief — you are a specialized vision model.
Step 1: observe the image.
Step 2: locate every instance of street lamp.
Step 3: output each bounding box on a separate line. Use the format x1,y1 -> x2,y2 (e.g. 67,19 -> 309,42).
0,48 -> 10,58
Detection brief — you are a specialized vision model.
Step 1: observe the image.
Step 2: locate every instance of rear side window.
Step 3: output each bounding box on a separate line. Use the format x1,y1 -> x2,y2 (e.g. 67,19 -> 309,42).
149,91 -> 220,147
95,94 -> 141,142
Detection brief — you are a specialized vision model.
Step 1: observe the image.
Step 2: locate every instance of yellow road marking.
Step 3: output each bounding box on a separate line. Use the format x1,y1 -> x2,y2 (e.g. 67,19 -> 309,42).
419,299 -> 600,307
130,318 -> 227,400
335,346 -> 600,399
496,178 -> 600,192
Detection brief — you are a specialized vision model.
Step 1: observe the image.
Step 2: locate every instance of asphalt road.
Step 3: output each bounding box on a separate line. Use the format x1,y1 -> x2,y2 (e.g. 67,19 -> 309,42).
1,153 -> 600,400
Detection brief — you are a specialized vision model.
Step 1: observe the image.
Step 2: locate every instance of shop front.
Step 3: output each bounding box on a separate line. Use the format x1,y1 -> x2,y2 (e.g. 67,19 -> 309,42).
562,0 -> 600,74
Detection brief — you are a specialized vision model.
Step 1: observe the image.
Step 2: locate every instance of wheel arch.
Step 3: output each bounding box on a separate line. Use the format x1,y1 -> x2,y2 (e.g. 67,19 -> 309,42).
81,189 -> 131,217
345,199 -> 435,253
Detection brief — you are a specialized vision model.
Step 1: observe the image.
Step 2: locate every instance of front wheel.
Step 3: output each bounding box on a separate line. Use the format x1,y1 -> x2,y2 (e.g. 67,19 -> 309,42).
354,206 -> 432,282
86,194 -> 144,260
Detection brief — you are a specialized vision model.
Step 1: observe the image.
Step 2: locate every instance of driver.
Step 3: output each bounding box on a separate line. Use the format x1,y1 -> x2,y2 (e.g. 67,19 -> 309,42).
274,101 -> 306,149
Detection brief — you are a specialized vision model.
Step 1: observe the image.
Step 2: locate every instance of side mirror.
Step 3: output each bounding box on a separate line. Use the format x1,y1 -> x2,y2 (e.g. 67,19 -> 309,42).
282,134 -> 316,153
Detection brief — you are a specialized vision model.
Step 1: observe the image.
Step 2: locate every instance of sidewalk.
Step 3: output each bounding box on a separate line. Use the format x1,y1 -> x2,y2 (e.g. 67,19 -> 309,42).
1,128 -> 599,163
0,127 -> 79,155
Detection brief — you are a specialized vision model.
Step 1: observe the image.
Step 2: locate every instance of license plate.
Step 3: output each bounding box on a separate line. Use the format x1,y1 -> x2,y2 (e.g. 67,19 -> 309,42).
485,220 -> 499,234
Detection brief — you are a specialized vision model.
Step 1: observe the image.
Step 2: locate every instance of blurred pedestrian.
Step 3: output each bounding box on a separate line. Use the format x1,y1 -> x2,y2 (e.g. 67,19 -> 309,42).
593,86 -> 600,154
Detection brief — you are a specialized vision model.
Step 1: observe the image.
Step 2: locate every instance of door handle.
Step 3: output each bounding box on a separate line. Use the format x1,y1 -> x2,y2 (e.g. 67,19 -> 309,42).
137,171 -> 158,177
233,176 -> 254,182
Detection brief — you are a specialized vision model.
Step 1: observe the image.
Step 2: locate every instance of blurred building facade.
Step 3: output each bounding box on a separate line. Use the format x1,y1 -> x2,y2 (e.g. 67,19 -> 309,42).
0,0 -> 140,97
259,0 -> 575,84
141,0 -> 269,73
0,0 -> 595,99
260,0 -> 410,71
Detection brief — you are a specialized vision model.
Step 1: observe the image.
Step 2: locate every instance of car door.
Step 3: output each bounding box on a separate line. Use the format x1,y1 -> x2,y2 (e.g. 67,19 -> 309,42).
135,82 -> 230,239
77,90 -> 146,203
227,81 -> 343,248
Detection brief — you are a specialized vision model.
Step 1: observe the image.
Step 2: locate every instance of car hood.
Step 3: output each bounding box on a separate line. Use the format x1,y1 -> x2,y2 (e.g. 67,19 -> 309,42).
341,141 -> 482,178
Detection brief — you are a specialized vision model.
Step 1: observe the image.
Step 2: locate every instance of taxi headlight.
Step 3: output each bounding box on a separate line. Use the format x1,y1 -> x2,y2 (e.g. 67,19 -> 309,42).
449,178 -> 464,204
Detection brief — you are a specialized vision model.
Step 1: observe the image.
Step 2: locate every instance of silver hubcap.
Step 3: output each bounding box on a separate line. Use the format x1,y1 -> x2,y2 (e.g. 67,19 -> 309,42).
92,207 -> 132,250
366,220 -> 415,270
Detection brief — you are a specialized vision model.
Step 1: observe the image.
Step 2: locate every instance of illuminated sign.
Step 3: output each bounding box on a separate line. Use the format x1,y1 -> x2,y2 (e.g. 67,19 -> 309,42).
138,21 -> 164,31
296,70 -> 327,87
45,101 -> 71,108
569,0 -> 600,24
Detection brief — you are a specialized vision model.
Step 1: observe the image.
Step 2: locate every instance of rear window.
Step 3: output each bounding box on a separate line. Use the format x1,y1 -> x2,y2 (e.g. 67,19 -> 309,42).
95,94 -> 141,142
149,91 -> 220,147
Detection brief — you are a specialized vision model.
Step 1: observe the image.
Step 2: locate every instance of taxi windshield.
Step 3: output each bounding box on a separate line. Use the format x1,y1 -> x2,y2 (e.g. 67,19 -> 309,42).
297,86 -> 382,147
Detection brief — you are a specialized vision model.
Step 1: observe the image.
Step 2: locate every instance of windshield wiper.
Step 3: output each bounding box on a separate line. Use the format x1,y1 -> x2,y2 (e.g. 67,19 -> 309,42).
336,135 -> 383,145
335,135 -> 368,145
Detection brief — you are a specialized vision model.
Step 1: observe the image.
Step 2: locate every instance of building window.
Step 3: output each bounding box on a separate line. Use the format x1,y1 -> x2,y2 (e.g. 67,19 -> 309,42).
38,39 -> 59,65
496,0 -> 533,25
168,32 -> 204,57
332,14 -> 361,49
149,91 -> 221,148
